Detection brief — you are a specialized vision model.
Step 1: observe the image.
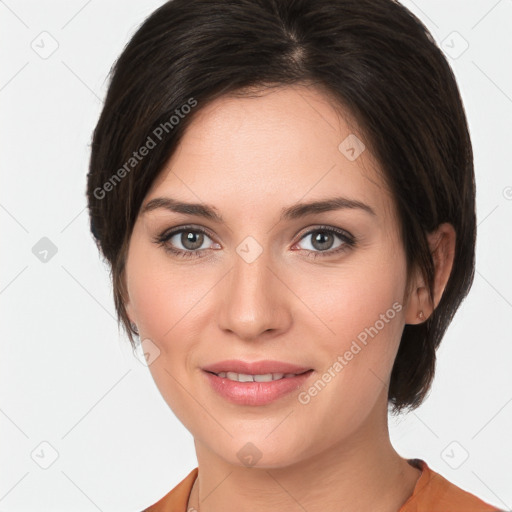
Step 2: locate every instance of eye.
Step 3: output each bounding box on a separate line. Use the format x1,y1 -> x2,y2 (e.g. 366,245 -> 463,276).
154,226 -> 219,259
153,224 -> 356,260
294,226 -> 356,258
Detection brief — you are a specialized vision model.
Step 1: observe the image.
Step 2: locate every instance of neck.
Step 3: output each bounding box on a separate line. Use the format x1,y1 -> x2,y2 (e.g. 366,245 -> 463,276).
187,399 -> 422,512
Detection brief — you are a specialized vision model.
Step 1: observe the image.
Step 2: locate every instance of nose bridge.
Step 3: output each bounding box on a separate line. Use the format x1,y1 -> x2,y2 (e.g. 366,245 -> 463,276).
217,235 -> 290,339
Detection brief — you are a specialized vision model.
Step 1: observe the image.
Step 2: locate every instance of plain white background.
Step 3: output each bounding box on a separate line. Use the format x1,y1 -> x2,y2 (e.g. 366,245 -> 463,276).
1,0 -> 511,510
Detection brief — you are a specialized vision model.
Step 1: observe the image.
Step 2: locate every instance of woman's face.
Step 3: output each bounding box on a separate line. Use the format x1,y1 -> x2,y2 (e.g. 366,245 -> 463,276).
125,85 -> 413,467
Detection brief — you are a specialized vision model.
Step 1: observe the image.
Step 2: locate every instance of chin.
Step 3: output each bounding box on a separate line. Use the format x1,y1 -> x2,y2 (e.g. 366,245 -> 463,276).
207,435 -> 308,470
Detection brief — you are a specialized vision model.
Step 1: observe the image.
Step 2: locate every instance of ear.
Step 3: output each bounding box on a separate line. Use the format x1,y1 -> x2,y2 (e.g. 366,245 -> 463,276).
125,299 -> 140,337
404,222 -> 456,325
126,300 -> 135,326
120,270 -> 136,326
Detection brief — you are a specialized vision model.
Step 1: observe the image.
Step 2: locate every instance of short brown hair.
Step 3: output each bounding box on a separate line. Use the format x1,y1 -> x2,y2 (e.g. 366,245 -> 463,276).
86,0 -> 476,414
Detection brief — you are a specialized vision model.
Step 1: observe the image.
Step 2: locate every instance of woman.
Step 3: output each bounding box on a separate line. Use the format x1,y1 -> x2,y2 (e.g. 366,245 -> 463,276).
86,0 -> 505,510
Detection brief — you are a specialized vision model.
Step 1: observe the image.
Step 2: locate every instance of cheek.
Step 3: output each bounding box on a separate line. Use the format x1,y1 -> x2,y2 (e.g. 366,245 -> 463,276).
126,251 -> 210,430
293,248 -> 407,408
126,240 -> 209,343
128,265 -> 175,341
295,251 -> 406,350
336,261 -> 406,371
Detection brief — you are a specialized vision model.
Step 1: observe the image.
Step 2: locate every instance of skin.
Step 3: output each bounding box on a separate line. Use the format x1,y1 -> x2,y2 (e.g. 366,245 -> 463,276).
124,84 -> 456,512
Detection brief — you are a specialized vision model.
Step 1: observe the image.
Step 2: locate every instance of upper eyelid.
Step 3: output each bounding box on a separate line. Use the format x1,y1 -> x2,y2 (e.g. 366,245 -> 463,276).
161,225 -> 216,241
296,225 -> 353,239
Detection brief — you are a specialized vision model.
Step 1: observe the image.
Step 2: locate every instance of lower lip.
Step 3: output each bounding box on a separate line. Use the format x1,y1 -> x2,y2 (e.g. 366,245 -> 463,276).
203,370 -> 314,406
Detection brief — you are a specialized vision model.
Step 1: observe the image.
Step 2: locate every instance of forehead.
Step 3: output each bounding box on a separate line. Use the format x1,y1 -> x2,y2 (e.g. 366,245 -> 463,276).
145,85 -> 395,227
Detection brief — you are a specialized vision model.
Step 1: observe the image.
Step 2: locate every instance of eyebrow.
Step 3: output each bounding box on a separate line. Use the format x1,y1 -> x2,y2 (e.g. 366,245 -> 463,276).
141,195 -> 376,222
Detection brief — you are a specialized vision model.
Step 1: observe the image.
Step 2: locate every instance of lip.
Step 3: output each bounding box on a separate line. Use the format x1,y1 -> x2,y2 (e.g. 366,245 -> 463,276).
201,360 -> 314,406
201,359 -> 312,375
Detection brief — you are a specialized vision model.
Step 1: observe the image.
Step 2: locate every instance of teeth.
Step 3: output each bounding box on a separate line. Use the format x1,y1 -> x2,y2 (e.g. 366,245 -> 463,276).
216,371 -> 298,382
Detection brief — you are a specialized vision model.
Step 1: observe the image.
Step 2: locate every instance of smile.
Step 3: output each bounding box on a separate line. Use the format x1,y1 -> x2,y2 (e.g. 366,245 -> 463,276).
211,370 -> 309,382
203,368 -> 314,406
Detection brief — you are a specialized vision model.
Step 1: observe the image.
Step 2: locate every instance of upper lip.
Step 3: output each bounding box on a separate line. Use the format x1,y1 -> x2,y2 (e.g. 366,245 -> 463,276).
202,360 -> 313,375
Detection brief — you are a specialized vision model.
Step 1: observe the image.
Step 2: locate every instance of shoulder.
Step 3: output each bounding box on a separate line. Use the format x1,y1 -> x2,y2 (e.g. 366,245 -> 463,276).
400,458 -> 505,512
142,467 -> 198,512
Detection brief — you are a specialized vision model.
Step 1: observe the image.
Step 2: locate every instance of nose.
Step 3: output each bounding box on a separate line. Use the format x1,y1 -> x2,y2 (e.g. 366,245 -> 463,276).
216,244 -> 292,341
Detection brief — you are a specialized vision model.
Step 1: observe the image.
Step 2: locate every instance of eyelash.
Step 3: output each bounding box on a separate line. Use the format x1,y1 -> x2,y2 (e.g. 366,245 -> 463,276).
153,224 -> 356,260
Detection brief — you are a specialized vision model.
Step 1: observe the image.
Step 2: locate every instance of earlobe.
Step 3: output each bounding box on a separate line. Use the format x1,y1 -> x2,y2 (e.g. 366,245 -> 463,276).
130,321 -> 139,336
125,298 -> 138,332
404,282 -> 431,325
126,305 -> 136,328
121,271 -> 136,327
403,223 -> 456,325
126,303 -> 139,337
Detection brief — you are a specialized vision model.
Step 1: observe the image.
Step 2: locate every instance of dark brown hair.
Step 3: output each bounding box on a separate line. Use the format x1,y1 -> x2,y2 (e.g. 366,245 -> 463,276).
86,0 -> 475,414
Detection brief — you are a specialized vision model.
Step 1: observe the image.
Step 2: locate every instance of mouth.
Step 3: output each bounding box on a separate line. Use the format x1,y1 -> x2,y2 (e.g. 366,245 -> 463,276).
201,360 -> 315,406
204,369 -> 312,382
201,359 -> 313,375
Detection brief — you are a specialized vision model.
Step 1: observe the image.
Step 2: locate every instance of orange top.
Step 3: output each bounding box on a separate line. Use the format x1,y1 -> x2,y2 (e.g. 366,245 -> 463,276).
143,459 -> 502,512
